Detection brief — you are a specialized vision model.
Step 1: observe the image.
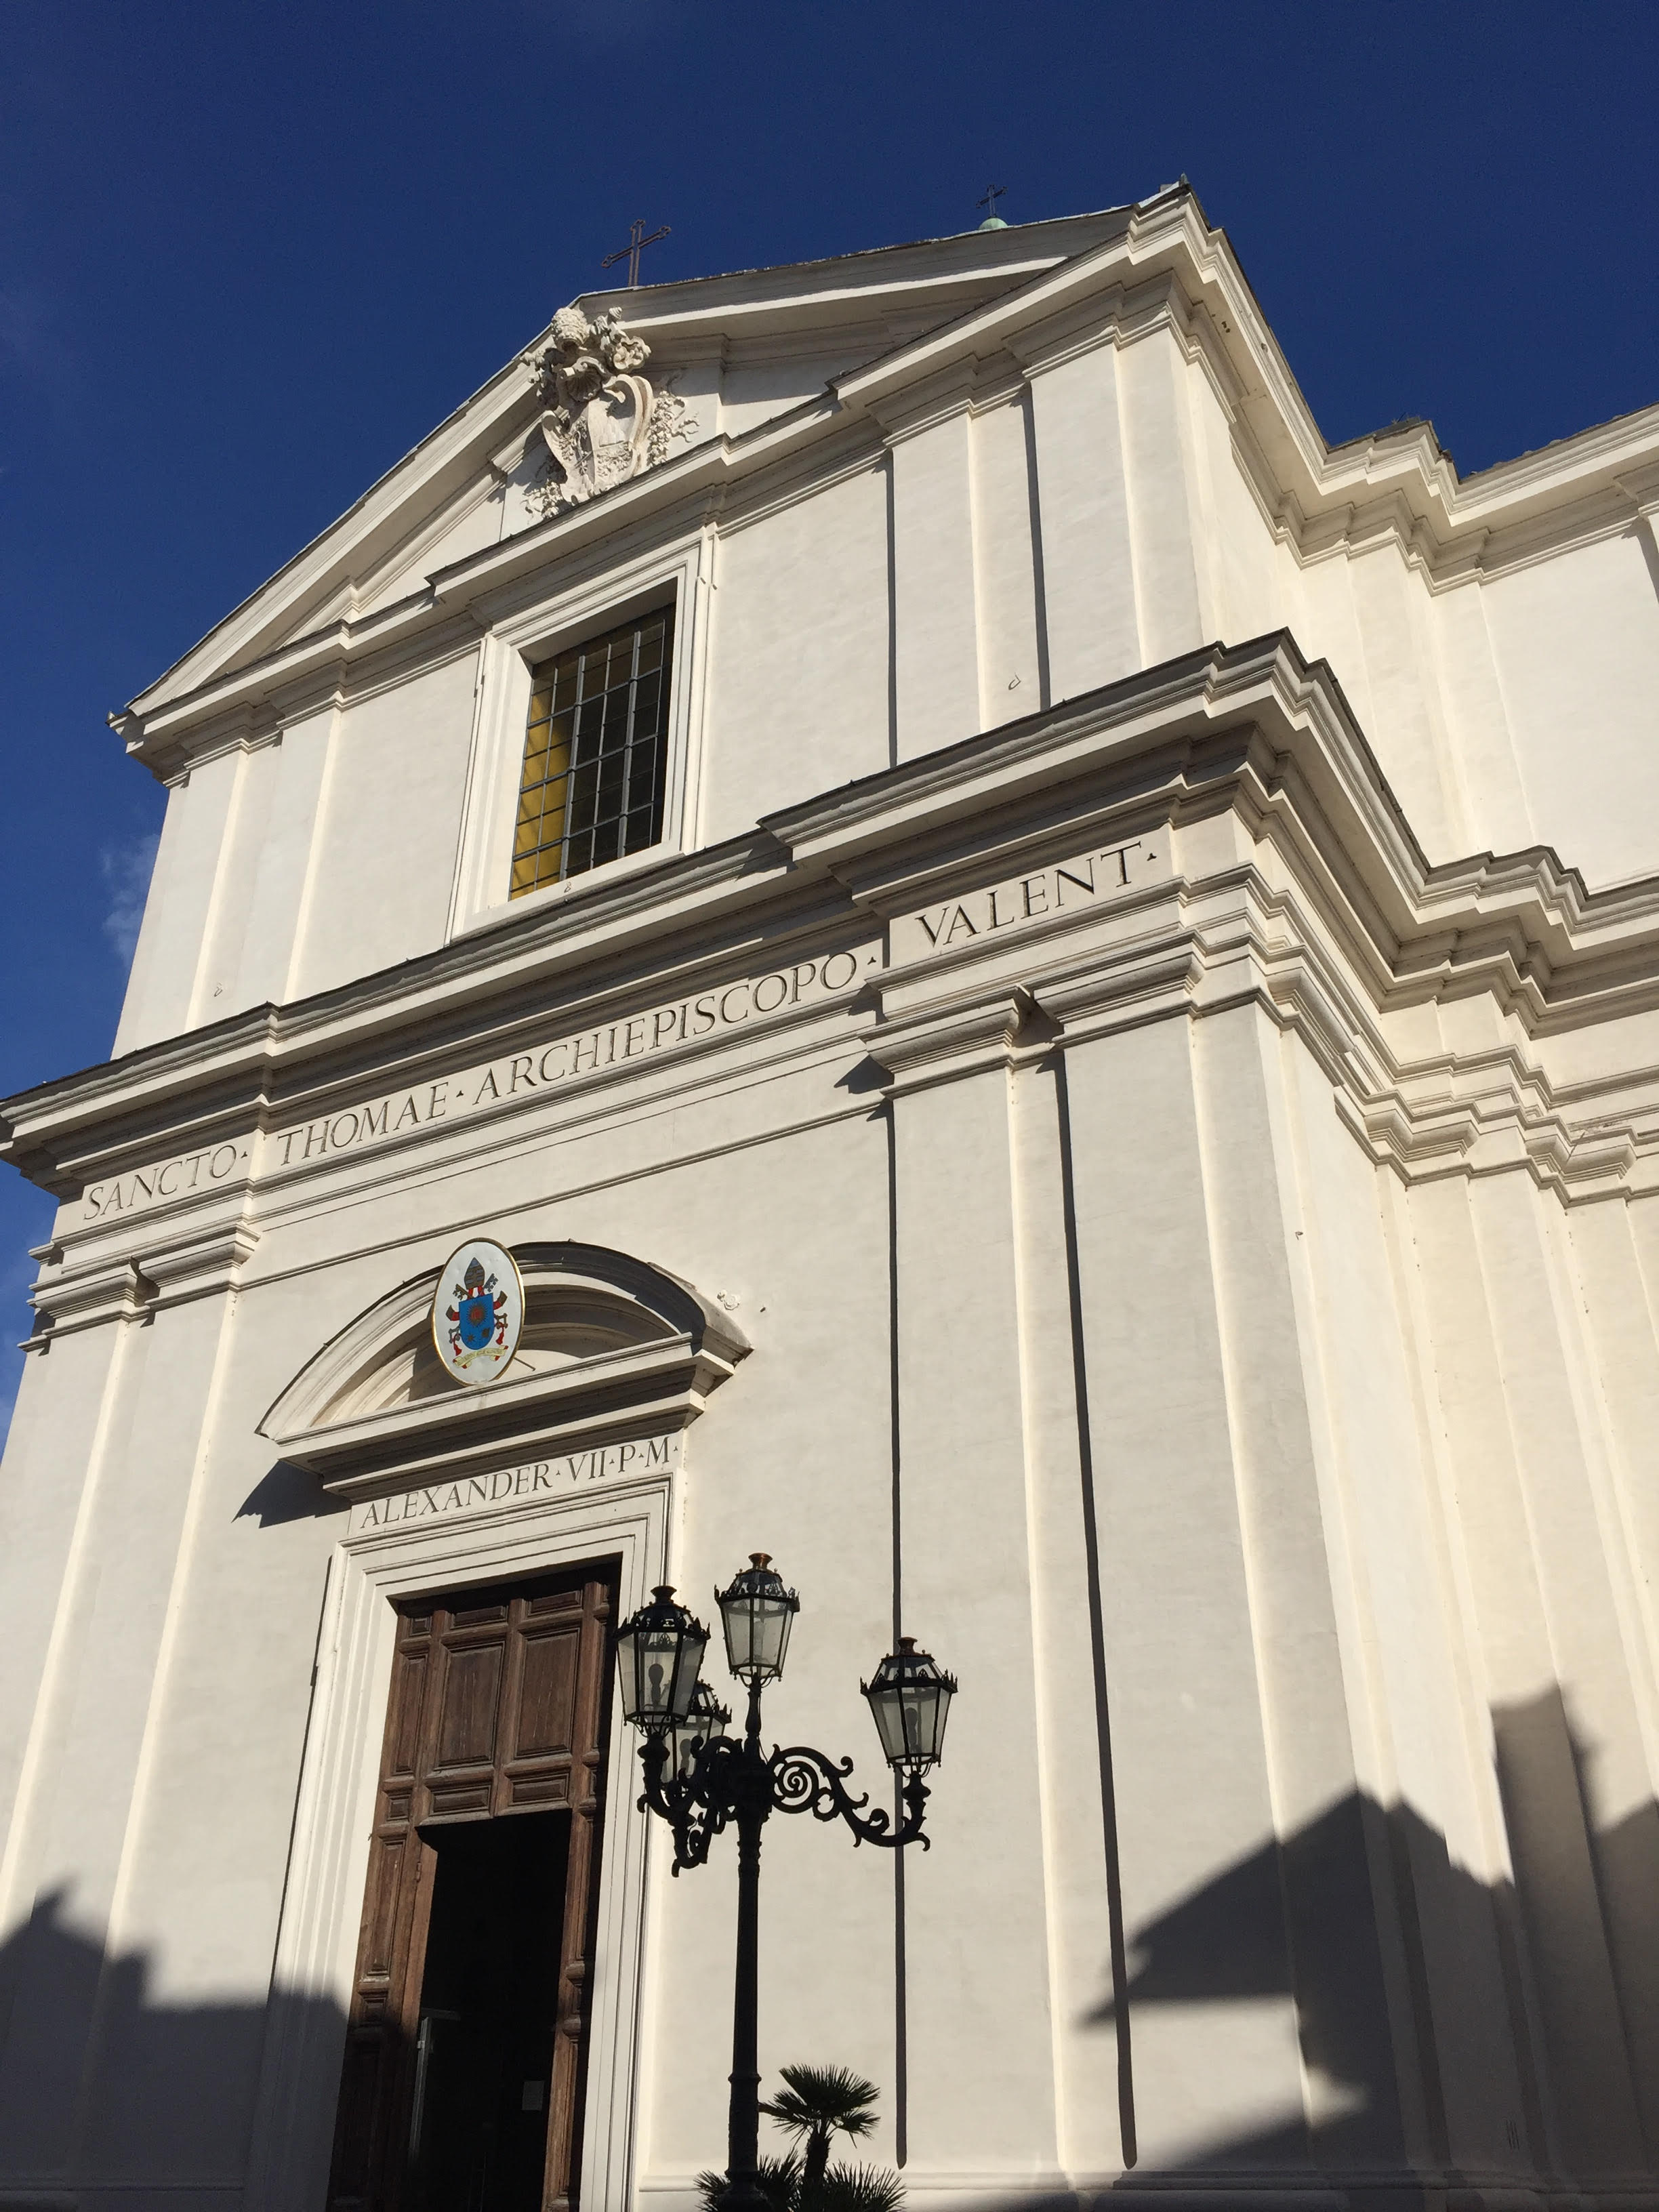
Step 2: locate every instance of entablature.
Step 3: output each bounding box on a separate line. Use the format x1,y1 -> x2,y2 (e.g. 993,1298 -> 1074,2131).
17,634 -> 1659,1307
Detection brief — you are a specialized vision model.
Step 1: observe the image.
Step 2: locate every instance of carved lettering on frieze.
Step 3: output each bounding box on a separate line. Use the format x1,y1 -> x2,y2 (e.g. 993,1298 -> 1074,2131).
75,944 -> 880,1225
350,1435 -> 676,1535
83,1139 -> 250,1223
264,942 -> 880,1182
892,838 -> 1168,967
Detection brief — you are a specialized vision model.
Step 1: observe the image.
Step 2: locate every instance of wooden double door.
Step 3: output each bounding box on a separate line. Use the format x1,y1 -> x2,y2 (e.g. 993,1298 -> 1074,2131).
328,1562 -> 618,2212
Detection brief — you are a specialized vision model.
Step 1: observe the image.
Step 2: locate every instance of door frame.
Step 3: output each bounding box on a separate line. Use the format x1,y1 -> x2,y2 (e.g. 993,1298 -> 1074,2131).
244,1448 -> 677,2212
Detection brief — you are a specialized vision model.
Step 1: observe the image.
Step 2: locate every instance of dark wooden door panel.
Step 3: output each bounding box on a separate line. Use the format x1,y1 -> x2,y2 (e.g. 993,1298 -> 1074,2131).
327,1560 -> 619,2212
433,1640 -> 506,1769
517,1625 -> 579,1757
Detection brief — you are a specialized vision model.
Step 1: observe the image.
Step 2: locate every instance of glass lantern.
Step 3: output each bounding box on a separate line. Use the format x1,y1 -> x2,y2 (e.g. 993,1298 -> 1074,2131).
862,1637 -> 958,1771
716,1553 -> 800,1685
667,1678 -> 731,1783
615,1586 -> 709,1733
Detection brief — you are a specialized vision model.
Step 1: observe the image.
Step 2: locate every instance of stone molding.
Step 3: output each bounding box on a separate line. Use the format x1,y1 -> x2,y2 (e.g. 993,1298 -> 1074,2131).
861,990 -> 1031,1096
24,1210 -> 260,1344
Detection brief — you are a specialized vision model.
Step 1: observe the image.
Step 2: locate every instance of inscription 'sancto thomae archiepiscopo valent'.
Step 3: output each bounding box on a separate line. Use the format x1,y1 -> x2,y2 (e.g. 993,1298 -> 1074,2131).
75,840 -> 1162,1229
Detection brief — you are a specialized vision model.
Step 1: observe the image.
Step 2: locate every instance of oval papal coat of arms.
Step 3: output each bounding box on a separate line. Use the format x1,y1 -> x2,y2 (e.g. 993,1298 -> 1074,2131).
432,1237 -> 524,1386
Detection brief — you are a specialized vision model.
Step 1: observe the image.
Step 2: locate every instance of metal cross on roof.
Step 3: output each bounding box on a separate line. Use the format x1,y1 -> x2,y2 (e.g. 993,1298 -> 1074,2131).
602,218 -> 671,289
977,184 -> 1007,222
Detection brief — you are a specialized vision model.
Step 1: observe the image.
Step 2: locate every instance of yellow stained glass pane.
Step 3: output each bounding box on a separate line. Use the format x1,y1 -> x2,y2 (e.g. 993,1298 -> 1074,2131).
538,790 -> 568,851
512,607 -> 673,895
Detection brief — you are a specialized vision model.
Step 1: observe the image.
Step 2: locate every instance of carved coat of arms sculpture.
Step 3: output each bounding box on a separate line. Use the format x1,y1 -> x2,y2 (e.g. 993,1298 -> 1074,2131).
522,304 -> 696,517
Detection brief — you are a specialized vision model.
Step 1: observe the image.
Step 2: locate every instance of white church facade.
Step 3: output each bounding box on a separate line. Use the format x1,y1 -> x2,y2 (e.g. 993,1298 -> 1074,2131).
4,184 -> 1659,2208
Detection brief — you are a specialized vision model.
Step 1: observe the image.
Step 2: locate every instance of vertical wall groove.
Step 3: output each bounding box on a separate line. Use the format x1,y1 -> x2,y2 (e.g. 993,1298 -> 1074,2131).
884,1100 -> 907,2167
1051,1055 -> 1135,2165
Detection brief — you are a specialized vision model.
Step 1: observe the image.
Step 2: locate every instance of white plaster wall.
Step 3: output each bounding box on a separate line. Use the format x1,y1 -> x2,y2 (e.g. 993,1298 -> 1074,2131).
1059,1013 -> 1305,2165
1277,1033 -> 1531,2168
229,703 -> 336,1012
11,967 -> 1659,2199
1025,345 -> 1139,702
1193,1007 -> 1431,2169
289,652 -> 478,1001
115,752 -> 239,1056
699,466 -> 891,842
0,1328 -> 123,1890
1404,1167 -> 1654,2175
1481,531 -> 1659,884
890,413 -> 978,762
968,393 -> 1042,725
108,337 -> 1659,1060
715,353 -> 875,442
0,1294 -> 236,2177
888,1062 -> 1059,2180
1115,333 -> 1206,669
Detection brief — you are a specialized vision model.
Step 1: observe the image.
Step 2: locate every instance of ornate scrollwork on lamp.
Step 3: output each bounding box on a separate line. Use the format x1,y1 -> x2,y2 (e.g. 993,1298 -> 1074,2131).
521,304 -> 697,516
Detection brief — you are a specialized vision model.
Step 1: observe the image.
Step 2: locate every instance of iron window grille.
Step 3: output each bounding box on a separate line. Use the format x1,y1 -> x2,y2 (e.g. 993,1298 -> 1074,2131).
511,606 -> 674,897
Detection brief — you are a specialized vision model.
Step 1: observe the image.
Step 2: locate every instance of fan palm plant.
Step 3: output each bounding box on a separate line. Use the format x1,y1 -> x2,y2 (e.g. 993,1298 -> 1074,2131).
695,2153 -> 903,2212
760,2065 -> 881,2207
697,2153 -> 800,2212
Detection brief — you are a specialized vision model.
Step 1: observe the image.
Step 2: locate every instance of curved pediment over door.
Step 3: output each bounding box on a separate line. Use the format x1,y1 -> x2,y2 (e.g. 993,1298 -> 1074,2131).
258,1242 -> 750,1502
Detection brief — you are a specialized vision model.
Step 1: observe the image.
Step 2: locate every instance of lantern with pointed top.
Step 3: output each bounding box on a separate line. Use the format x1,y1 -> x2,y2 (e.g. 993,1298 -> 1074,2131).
716,1553 -> 800,1685
862,1637 -> 958,1773
616,1585 -> 709,1734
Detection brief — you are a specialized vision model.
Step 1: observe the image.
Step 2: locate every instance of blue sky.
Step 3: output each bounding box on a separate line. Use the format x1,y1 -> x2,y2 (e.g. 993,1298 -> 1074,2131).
2,0 -> 1656,1437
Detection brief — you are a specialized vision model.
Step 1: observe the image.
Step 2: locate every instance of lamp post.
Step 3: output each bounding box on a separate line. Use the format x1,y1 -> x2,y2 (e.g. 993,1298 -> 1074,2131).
615,1556 -> 957,2212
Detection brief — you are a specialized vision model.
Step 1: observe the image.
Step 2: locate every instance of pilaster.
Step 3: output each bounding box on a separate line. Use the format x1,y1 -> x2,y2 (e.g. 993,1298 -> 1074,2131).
881,388 -> 982,762
863,996 -> 1063,2184
1042,991 -> 1308,2169
1017,337 -> 1141,702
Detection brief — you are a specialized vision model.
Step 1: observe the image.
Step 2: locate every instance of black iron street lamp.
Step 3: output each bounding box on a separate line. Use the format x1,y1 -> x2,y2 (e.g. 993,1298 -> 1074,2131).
615,1556 -> 958,2212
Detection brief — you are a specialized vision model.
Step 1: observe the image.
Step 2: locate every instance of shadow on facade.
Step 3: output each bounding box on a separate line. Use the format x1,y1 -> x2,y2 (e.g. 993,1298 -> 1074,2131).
0,1886 -> 350,2195
237,1458 -> 350,1527
1084,1685 -> 1659,2196
2,1691 -> 1656,2204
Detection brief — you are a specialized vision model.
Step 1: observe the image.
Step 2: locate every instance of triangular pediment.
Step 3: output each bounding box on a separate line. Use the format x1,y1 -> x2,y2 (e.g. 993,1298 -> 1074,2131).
116,209 -> 1139,740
